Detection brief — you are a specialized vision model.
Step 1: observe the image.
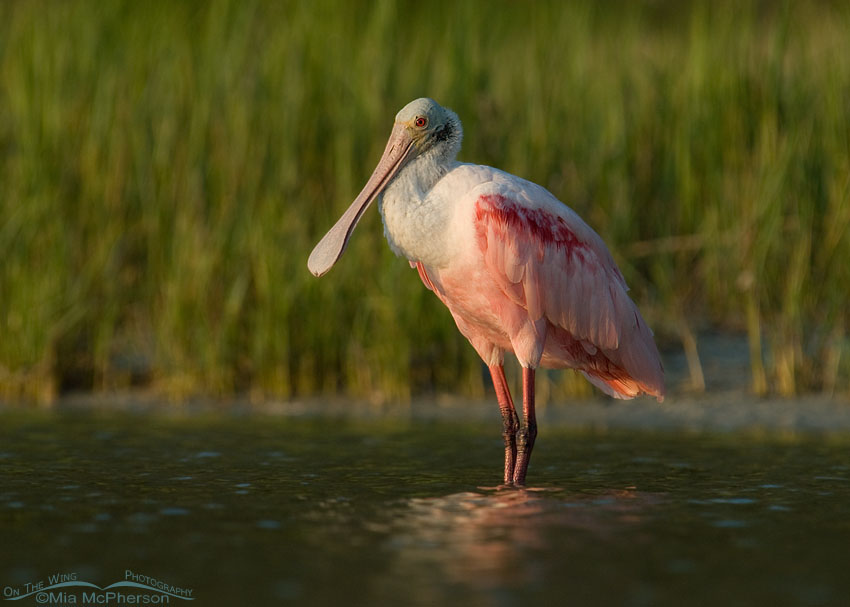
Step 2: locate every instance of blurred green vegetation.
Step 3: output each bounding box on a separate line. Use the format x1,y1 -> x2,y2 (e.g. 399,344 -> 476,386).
1,0 -> 848,403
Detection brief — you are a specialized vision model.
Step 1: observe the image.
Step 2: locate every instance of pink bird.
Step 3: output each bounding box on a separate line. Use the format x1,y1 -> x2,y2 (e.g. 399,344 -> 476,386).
308,98 -> 664,486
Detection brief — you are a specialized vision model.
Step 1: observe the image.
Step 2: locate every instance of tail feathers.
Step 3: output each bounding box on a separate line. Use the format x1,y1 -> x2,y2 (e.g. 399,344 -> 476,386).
586,305 -> 665,402
581,370 -> 665,402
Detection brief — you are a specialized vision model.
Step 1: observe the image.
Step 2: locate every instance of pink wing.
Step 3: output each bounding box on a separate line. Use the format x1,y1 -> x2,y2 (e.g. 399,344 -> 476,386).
473,190 -> 665,401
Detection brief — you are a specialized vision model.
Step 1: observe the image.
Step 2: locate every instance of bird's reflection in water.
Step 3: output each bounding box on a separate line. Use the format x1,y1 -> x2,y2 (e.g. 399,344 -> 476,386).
377,487 -> 663,601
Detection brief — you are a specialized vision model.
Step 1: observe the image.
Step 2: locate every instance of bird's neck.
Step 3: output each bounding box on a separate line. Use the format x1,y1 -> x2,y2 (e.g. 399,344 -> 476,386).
394,147 -> 455,197
379,153 -> 459,266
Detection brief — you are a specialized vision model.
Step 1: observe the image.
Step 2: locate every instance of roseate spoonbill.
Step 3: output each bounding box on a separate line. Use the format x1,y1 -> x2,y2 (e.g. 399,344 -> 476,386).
308,98 -> 664,486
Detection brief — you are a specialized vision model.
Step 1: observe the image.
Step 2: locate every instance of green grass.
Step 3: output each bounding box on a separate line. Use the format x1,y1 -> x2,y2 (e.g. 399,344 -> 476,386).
1,0 -> 848,403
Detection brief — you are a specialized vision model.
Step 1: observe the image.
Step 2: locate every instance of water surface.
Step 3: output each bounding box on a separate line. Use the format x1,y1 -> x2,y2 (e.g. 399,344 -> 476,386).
1,408 -> 849,606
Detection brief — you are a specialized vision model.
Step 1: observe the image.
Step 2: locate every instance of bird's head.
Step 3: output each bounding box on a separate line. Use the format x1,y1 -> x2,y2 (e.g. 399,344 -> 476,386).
308,98 -> 462,277
394,97 -> 463,160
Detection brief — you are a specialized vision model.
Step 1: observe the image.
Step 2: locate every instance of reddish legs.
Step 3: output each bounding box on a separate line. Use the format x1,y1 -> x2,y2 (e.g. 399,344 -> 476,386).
488,365 -> 538,486
489,364 -> 519,485
513,367 -> 537,486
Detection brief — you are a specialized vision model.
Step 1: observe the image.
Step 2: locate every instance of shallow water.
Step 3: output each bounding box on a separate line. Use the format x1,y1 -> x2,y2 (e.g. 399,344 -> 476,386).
2,409 -> 850,606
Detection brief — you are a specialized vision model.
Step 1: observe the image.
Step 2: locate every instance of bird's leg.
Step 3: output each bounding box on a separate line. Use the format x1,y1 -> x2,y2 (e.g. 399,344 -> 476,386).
489,364 -> 519,485
513,367 -> 538,486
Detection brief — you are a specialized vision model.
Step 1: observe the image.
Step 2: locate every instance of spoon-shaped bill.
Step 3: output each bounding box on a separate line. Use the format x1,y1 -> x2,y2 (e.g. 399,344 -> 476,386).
308,124 -> 416,277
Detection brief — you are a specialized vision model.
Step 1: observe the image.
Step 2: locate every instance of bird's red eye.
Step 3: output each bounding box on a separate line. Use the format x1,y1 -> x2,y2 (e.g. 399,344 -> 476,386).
414,116 -> 428,128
